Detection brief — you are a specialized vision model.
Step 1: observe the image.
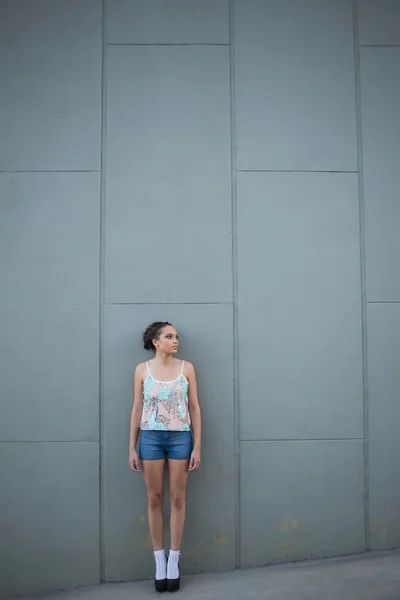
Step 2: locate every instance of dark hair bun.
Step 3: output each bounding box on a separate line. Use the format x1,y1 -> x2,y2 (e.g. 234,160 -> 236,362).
143,321 -> 172,351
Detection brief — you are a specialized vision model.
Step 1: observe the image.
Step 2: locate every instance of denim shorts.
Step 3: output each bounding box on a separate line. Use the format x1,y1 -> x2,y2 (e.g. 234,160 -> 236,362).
139,430 -> 193,461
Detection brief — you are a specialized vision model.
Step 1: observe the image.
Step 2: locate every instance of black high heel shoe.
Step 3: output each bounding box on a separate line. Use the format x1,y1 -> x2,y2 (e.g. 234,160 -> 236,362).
167,576 -> 180,592
154,554 -> 168,593
166,551 -> 180,592
154,578 -> 167,593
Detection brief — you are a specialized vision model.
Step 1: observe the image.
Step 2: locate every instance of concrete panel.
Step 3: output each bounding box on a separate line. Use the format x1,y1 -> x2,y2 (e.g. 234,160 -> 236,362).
106,0 -> 229,44
237,172 -> 363,440
0,0 -> 101,171
240,440 -> 365,567
0,442 -> 99,596
105,46 -> 232,303
358,0 -> 400,46
367,304 -> 400,550
234,0 -> 357,171
104,304 -> 235,581
0,173 -> 100,441
360,48 -> 400,301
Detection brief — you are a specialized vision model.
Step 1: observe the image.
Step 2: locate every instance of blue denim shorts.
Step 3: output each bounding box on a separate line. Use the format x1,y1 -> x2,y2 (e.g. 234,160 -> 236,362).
139,430 -> 193,461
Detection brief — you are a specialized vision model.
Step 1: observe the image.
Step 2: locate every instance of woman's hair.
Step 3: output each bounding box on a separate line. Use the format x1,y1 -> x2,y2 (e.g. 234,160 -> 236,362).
143,321 -> 172,351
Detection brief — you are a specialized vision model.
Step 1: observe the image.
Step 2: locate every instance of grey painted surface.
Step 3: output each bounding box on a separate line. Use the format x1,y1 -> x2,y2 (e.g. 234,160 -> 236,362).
234,0 -> 358,172
237,172 -> 363,441
105,45 -> 232,304
106,0 -> 229,44
0,173 -> 100,442
367,304 -> 400,550
1,0 -> 400,596
360,48 -> 400,302
0,442 -> 99,596
104,304 -> 235,580
240,440 -> 365,567
358,0 -> 400,45
0,0 -> 102,172
15,553 -> 400,600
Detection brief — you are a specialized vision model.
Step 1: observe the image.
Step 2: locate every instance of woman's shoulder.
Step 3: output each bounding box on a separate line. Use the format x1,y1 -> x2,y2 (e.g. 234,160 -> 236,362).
134,361 -> 148,377
182,360 -> 195,375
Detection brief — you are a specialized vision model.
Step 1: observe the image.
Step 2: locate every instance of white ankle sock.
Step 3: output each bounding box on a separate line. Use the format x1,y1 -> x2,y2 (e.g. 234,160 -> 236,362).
167,550 -> 180,580
154,550 -> 167,580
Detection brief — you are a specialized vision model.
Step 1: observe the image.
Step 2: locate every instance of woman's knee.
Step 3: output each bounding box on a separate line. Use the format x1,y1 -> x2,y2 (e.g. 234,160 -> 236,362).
170,489 -> 185,511
148,491 -> 163,510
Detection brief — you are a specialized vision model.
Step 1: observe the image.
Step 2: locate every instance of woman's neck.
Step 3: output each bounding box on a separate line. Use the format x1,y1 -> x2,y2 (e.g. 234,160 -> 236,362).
153,352 -> 175,366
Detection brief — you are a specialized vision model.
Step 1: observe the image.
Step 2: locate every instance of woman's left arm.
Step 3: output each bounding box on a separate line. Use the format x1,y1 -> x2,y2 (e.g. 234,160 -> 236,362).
187,362 -> 201,471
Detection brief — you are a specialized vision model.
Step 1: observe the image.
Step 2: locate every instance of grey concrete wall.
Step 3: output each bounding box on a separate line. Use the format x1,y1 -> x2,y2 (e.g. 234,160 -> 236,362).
0,0 -> 399,596
358,0 -> 400,550
0,0 -> 102,596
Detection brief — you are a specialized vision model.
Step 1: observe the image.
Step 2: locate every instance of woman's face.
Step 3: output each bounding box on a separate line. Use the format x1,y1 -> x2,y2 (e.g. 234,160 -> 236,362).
154,325 -> 179,354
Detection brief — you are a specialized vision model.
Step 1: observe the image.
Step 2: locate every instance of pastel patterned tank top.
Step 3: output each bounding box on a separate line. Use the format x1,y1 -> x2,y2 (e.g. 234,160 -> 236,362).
140,360 -> 191,431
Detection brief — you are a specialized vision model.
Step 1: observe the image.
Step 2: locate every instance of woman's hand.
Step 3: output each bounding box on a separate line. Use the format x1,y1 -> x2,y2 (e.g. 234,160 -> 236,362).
189,448 -> 201,471
129,449 -> 141,472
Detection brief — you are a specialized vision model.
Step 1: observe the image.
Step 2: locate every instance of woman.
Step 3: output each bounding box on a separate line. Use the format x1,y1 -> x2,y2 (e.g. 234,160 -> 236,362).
129,321 -> 201,593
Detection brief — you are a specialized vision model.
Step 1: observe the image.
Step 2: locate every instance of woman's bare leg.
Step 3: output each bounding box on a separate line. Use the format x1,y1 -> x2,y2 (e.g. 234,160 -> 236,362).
168,459 -> 189,551
142,459 -> 165,550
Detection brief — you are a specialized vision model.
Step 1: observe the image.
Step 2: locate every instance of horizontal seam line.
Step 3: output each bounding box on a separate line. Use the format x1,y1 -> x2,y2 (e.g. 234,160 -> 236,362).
359,44 -> 400,47
240,438 -> 364,442
106,302 -> 233,305
0,170 -> 101,174
238,169 -> 358,174
107,43 -> 229,46
367,301 -> 400,304
0,440 -> 99,444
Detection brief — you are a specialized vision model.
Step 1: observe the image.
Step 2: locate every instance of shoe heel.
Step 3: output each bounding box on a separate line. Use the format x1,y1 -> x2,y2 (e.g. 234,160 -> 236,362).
155,578 -> 167,593
167,577 -> 180,592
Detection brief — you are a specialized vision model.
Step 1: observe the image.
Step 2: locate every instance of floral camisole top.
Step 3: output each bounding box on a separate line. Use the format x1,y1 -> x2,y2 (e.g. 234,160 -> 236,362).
140,360 -> 191,431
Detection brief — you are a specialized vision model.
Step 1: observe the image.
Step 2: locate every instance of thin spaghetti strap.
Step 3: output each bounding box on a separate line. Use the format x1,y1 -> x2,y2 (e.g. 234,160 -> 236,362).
146,361 -> 151,376
180,360 -> 185,375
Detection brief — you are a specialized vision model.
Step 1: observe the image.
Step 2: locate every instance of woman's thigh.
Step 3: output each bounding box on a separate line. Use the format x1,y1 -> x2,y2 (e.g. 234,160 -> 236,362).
140,431 -> 167,496
168,459 -> 189,497
142,458 -> 166,498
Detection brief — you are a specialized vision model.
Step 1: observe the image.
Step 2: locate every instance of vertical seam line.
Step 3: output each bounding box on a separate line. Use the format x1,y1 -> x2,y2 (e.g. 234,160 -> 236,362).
99,0 -> 107,582
229,0 -> 241,569
353,0 -> 371,551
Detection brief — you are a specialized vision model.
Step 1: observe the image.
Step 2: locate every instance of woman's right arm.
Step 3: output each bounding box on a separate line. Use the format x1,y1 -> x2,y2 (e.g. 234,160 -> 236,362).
129,364 -> 144,472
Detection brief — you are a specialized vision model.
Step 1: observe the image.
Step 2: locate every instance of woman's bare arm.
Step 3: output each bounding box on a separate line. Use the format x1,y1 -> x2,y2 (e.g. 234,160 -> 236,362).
186,362 -> 201,470
129,363 -> 145,471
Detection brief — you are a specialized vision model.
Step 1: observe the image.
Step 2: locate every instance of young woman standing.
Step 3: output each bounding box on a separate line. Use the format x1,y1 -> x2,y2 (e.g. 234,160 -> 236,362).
129,322 -> 201,593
